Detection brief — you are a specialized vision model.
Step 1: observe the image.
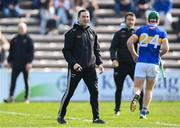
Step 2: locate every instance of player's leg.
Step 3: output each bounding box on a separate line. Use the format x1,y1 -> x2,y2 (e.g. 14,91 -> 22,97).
57,69 -> 81,124
129,66 -> 144,111
140,64 -> 159,119
140,78 -> 156,119
22,69 -> 29,103
130,78 -> 145,112
114,67 -> 126,115
83,68 -> 105,124
4,68 -> 21,103
130,63 -> 145,112
139,90 -> 144,110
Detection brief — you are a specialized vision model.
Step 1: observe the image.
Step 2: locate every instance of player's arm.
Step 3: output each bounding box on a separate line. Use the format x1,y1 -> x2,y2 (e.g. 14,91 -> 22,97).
127,34 -> 139,62
160,38 -> 169,57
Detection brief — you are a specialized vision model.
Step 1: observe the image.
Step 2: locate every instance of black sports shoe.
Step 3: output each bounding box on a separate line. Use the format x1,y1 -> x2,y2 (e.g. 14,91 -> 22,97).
146,111 -> 149,115
57,117 -> 67,124
130,94 -> 140,112
3,97 -> 14,103
93,118 -> 105,124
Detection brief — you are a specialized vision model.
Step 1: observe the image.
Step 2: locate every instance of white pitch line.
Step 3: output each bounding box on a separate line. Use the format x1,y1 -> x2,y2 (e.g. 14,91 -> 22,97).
2,111 -> 179,127
0,110 -> 95,123
67,117 -> 92,122
153,121 -> 180,127
0,110 -> 52,119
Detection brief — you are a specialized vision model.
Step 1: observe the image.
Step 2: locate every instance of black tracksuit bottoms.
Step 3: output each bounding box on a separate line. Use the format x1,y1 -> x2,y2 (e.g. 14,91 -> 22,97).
9,68 -> 29,99
58,67 -> 99,120
114,64 -> 143,111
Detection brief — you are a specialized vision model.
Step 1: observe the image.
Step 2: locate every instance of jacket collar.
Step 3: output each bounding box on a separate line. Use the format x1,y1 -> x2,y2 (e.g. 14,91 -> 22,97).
73,22 -> 90,30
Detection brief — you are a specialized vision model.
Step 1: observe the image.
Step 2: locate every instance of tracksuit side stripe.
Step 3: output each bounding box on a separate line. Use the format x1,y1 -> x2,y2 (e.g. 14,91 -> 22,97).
58,69 -> 71,117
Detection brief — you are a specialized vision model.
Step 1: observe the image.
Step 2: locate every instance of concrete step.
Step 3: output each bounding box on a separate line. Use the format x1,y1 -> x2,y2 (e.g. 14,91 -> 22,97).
95,8 -> 180,17
32,59 -> 67,68
20,0 -> 32,9
0,17 -> 39,26
96,0 -> 180,9
1,25 -> 40,34
3,32 -> 178,44
34,42 -> 64,51
4,34 -> 64,42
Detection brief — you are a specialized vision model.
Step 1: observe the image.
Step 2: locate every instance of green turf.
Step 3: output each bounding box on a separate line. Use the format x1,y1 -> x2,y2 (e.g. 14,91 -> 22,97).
0,101 -> 180,127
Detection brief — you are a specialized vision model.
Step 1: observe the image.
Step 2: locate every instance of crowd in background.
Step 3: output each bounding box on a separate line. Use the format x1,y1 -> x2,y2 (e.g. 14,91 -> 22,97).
114,0 -> 180,42
114,0 -> 173,28
36,0 -> 99,34
0,0 -> 180,65
0,0 -> 99,34
0,0 -> 176,34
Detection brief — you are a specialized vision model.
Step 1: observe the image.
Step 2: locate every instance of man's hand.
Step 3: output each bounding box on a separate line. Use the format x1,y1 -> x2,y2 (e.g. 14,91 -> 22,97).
73,63 -> 82,72
26,63 -> 32,70
4,62 -> 11,68
98,64 -> 104,74
132,54 -> 138,62
112,60 -> 119,68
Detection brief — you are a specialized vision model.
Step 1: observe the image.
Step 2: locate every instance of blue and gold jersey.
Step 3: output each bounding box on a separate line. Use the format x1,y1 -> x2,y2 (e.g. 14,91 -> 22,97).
134,24 -> 167,65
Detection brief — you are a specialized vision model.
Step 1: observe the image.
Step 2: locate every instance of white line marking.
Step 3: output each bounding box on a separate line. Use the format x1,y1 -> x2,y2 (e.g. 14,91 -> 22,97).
0,110 -> 94,123
0,110 -> 52,119
153,121 -> 180,127
67,117 -> 92,122
58,69 -> 71,118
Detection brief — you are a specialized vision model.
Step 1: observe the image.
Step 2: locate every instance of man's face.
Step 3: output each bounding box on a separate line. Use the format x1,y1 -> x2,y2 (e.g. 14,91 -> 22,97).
78,11 -> 90,27
18,23 -> 27,35
149,20 -> 159,25
125,15 -> 136,28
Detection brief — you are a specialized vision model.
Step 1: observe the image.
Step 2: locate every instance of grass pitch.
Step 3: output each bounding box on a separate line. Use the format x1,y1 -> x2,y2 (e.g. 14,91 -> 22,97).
0,101 -> 180,127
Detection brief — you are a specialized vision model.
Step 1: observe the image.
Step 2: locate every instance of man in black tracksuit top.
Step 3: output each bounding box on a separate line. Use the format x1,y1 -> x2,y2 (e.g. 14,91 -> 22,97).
109,12 -> 143,115
4,22 -> 34,103
57,9 -> 105,124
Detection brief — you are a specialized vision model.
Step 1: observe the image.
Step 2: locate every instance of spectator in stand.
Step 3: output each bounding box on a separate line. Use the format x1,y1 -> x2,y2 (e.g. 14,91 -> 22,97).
56,0 -> 71,26
152,0 -> 173,28
32,0 -> 42,9
83,0 -> 99,26
0,0 -> 3,16
0,30 -> 9,67
136,0 -> 151,18
71,0 -> 84,25
40,0 -> 59,34
114,0 -> 136,16
1,0 -> 23,17
172,16 -> 180,42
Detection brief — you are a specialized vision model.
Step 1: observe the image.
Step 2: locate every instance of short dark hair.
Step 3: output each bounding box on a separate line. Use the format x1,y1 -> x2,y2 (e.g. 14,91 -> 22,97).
77,9 -> 88,17
124,12 -> 136,21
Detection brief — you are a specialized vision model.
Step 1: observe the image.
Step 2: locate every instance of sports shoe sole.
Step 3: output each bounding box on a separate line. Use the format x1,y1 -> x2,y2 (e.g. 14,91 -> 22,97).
130,97 -> 138,112
140,115 -> 147,119
115,111 -> 120,116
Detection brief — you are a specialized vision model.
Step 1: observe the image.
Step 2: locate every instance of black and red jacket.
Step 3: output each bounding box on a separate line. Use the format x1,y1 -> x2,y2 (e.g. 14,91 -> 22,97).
62,23 -> 103,69
109,26 -> 137,64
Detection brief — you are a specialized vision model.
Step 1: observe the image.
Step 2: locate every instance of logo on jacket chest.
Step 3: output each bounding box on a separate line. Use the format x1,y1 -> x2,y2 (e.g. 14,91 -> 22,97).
76,32 -> 82,38
120,31 -> 133,38
23,39 -> 27,44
